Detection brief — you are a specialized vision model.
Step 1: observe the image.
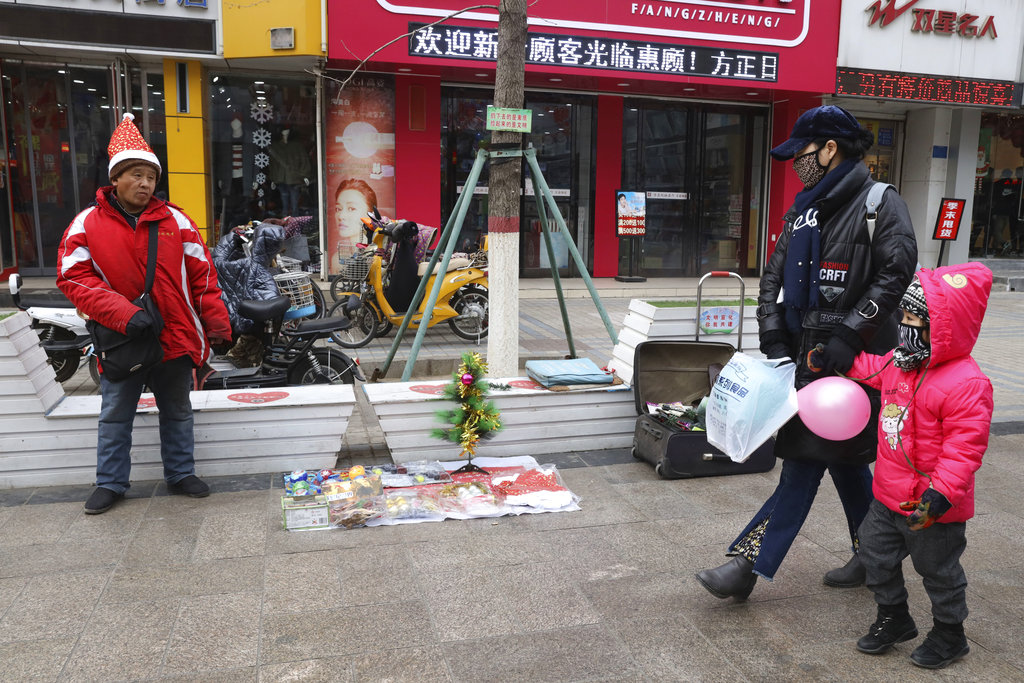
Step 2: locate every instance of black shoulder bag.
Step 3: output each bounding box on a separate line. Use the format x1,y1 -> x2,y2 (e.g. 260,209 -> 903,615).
87,221 -> 165,381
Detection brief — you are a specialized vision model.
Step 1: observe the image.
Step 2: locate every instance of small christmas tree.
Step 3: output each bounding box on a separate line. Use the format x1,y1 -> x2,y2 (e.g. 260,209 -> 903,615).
431,352 -> 502,474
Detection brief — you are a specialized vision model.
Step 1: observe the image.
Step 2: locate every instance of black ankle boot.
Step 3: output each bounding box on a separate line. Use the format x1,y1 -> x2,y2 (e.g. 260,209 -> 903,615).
910,620 -> 969,669
695,555 -> 757,601
856,603 -> 918,654
824,553 -> 866,588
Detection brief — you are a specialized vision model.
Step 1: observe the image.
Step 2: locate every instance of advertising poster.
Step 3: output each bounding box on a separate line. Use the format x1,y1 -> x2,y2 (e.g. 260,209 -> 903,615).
616,190 -> 646,236
325,76 -> 396,275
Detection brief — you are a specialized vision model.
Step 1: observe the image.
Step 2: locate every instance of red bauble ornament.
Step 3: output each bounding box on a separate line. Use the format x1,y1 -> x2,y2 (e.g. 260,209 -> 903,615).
461,373 -> 474,385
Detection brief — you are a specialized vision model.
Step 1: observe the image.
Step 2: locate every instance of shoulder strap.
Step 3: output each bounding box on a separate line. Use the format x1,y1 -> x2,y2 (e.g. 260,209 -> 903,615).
864,181 -> 894,243
143,221 -> 159,295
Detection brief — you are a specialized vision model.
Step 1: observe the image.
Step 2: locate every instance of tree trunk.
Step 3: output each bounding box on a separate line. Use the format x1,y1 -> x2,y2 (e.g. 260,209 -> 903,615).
486,0 -> 527,378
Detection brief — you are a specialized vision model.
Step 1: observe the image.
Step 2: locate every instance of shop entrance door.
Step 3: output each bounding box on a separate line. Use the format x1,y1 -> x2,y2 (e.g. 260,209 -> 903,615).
621,101 -> 767,277
441,89 -> 596,277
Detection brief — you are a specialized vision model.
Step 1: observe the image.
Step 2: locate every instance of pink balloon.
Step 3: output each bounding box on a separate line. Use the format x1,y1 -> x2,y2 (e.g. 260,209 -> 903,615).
796,376 -> 872,441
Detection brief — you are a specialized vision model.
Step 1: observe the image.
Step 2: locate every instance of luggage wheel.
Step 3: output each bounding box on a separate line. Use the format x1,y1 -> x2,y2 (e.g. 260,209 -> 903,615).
631,445 -> 641,460
654,462 -> 665,477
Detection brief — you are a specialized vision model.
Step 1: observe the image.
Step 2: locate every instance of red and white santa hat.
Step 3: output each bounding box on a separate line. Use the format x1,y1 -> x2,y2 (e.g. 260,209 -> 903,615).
107,113 -> 161,181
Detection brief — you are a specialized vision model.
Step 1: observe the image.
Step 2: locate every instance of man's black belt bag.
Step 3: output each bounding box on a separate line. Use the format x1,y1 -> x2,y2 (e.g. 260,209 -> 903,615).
87,221 -> 164,382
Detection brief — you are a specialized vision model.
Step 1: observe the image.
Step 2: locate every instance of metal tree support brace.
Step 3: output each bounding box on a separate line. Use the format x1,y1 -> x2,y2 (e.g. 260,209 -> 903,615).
375,147 -> 619,382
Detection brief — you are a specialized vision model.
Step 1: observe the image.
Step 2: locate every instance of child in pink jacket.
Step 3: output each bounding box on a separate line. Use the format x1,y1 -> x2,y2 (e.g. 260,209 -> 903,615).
840,263 -> 993,669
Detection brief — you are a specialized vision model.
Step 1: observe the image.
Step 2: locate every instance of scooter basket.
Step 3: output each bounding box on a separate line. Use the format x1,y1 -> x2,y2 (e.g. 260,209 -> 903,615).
273,271 -> 317,320
339,251 -> 372,282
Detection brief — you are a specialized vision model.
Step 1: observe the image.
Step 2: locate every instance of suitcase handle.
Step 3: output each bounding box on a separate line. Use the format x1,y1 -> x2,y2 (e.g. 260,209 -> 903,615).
640,421 -> 664,441
701,452 -> 732,462
695,271 -> 745,350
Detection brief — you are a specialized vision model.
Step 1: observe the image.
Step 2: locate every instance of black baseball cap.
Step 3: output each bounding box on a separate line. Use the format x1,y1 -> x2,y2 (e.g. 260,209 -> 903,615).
770,105 -> 863,161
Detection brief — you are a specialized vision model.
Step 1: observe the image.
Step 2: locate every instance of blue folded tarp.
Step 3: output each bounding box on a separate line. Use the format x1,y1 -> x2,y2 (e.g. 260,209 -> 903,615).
525,358 -> 614,387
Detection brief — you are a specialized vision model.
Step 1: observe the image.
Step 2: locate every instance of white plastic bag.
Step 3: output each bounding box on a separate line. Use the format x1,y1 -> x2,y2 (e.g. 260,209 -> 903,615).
706,352 -> 798,463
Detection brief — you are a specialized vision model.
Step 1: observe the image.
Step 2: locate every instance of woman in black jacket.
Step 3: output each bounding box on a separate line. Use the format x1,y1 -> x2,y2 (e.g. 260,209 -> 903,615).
696,105 -> 918,600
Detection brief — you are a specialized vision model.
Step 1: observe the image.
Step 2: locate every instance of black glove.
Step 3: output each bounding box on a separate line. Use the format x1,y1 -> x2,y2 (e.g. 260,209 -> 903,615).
902,488 -> 952,531
760,330 -> 791,361
125,310 -> 153,338
809,335 -> 857,375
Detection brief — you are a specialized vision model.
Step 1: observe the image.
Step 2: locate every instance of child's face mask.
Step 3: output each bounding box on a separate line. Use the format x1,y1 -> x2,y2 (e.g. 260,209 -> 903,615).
894,310 -> 930,370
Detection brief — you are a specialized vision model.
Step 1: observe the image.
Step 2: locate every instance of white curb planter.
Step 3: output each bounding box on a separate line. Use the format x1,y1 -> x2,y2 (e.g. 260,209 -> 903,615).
607,299 -> 760,385
0,311 -> 356,488
364,378 -> 636,463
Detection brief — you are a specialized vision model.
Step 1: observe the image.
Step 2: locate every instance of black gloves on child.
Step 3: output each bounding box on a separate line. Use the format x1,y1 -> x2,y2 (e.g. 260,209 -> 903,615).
902,488 -> 952,531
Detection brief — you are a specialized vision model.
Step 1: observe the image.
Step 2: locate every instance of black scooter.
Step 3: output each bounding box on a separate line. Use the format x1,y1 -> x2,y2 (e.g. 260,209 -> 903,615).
199,295 -> 363,389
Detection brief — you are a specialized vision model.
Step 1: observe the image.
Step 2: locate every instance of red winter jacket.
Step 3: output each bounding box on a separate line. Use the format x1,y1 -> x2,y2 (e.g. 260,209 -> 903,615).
56,188 -> 232,369
848,263 -> 993,523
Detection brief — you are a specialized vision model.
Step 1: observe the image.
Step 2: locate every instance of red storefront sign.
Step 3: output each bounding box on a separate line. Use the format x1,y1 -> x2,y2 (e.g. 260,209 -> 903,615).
329,0 -> 840,93
931,198 -> 965,240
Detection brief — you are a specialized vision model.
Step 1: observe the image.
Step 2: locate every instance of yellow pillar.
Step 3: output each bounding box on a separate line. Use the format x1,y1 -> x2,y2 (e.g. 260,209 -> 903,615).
162,59 -> 213,244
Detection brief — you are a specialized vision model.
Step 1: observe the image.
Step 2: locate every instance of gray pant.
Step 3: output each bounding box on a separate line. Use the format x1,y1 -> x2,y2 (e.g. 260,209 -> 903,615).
859,499 -> 968,625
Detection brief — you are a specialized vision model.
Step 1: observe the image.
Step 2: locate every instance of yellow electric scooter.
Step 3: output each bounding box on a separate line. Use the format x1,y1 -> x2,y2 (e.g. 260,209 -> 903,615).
327,213 -> 489,348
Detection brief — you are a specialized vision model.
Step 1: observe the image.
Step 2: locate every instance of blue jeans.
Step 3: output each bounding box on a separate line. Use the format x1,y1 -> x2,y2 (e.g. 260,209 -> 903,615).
729,458 -> 874,580
96,356 -> 196,494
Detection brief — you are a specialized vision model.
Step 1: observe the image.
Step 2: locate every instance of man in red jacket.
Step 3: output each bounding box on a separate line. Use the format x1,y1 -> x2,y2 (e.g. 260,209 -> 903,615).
57,113 -> 232,515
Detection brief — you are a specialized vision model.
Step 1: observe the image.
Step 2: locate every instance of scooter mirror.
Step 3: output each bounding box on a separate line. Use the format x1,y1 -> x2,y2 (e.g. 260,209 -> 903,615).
8,274 -> 21,296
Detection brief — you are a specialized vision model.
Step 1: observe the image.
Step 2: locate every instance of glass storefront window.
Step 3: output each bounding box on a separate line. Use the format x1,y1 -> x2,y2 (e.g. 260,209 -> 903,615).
859,118 -> 902,184
972,113 -> 1024,258
440,88 -> 596,276
621,101 -> 768,277
208,74 -> 320,245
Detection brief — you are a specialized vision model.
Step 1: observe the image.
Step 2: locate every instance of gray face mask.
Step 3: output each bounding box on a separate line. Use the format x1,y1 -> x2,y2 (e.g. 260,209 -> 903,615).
893,322 -> 930,370
792,147 -> 830,189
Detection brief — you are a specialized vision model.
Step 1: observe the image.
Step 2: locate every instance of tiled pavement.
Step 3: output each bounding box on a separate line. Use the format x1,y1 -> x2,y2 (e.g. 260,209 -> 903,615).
2,280 -> 1023,681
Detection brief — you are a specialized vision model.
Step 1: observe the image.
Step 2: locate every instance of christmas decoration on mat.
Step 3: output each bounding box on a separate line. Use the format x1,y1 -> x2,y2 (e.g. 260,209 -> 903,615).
431,352 -> 503,474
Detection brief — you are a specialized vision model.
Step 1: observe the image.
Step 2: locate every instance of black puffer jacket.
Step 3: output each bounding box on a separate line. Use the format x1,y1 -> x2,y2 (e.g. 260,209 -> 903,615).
213,224 -> 284,334
759,162 -> 918,464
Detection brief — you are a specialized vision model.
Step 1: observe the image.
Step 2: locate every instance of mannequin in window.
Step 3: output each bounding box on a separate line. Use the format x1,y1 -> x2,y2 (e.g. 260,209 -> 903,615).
267,127 -> 312,216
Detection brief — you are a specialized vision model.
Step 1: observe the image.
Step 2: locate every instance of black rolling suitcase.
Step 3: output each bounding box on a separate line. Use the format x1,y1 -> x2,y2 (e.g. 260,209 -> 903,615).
630,272 -> 776,479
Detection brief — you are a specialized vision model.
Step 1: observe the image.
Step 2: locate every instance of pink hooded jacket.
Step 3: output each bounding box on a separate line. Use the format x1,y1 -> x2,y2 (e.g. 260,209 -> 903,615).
848,263 -> 993,523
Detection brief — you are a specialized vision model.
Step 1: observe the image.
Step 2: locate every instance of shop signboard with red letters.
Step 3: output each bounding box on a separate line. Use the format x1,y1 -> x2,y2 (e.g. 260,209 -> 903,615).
328,0 -> 841,93
838,0 -> 1024,90
931,198 -> 966,241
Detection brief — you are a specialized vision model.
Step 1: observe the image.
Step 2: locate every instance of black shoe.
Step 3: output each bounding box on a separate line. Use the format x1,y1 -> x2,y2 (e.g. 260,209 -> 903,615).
824,553 -> 866,588
168,475 -> 210,498
695,555 -> 757,601
910,622 -> 969,669
857,605 -> 918,654
84,487 -> 123,515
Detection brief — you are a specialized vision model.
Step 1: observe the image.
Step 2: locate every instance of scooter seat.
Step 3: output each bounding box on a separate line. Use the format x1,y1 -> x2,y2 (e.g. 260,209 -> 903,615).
19,291 -> 76,308
238,296 -> 291,323
417,257 -> 472,277
280,315 -> 352,336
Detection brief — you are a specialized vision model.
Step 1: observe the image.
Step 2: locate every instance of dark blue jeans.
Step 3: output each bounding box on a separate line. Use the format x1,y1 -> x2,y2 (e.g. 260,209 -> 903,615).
729,458 -> 874,580
96,356 -> 196,494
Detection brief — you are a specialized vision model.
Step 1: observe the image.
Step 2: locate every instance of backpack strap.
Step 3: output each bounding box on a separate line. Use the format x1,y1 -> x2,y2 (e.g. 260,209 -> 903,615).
864,181 -> 894,242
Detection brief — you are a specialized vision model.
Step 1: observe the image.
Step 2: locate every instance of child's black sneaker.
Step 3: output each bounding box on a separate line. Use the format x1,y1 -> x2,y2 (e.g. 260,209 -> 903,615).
84,487 -> 123,515
168,475 -> 210,498
910,622 -> 969,669
856,604 -> 918,654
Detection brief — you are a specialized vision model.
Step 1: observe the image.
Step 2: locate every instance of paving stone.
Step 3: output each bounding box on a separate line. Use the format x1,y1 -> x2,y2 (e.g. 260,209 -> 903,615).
61,599 -> 179,682
0,637 -> 76,680
260,657 -> 354,682
442,624 -> 638,682
162,592 -> 262,675
0,569 -> 109,642
102,556 -> 264,603
259,601 -> 435,665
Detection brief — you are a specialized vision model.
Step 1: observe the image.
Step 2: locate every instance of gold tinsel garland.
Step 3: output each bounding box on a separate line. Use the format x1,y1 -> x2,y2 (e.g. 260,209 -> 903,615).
455,353 -> 500,457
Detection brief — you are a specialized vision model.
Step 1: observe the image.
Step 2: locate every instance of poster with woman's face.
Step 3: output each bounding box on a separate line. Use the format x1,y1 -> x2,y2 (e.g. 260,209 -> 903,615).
325,76 -> 396,274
